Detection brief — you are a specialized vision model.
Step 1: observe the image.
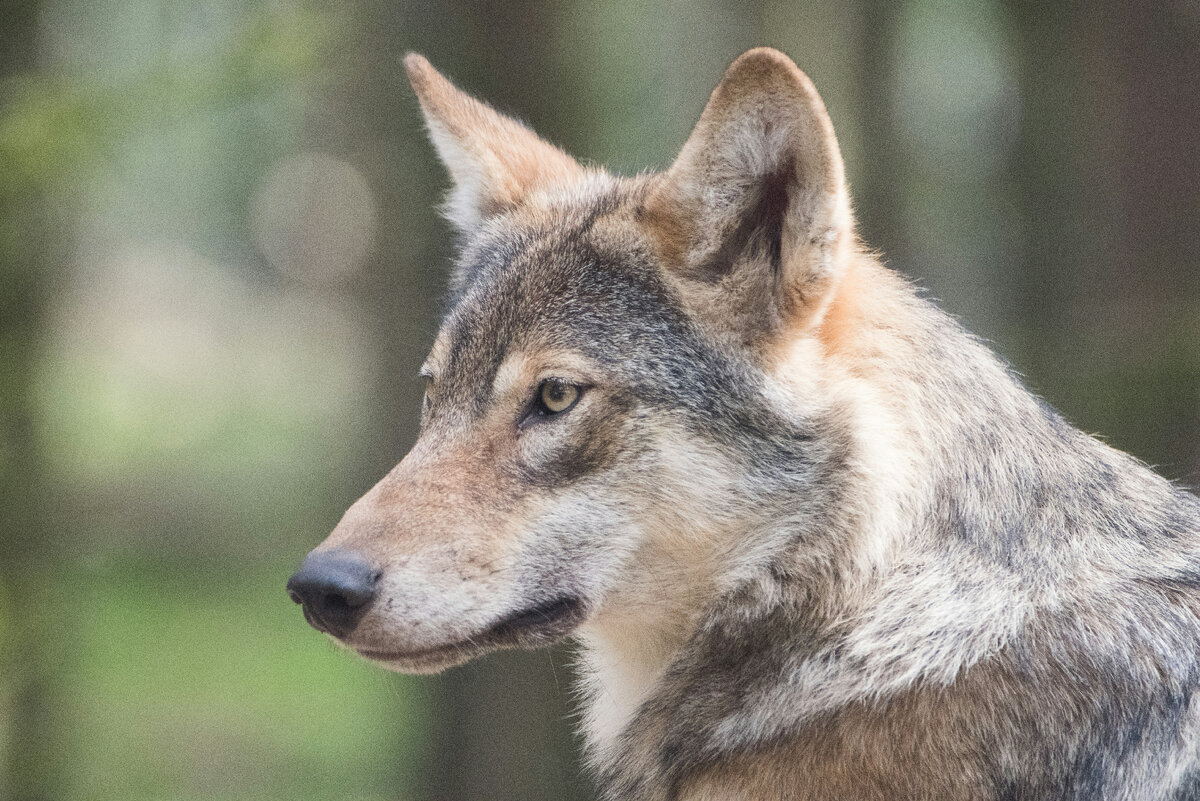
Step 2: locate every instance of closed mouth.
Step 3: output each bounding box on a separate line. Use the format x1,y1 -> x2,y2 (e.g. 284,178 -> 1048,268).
488,595 -> 584,640
354,595 -> 586,667
356,640 -> 475,665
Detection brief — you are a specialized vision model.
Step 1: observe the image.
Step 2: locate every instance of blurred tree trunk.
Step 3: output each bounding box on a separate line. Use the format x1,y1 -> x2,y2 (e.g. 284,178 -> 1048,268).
1005,0 -> 1200,474
854,0 -> 905,268
322,1 -> 590,799
1085,0 -> 1200,476
0,3 -> 63,799
1004,0 -> 1094,363
401,4 -> 591,796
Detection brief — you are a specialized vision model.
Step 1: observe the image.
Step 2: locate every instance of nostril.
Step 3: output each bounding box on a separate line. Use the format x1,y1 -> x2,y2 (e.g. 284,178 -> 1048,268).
323,592 -> 352,613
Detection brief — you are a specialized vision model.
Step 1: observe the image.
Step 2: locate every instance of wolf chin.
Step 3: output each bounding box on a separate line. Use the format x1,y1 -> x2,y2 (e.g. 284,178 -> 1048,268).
287,48 -> 1200,800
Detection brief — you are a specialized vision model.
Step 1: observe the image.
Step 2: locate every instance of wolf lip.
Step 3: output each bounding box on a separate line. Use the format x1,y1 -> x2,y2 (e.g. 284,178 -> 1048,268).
487,595 -> 585,641
355,596 -> 586,667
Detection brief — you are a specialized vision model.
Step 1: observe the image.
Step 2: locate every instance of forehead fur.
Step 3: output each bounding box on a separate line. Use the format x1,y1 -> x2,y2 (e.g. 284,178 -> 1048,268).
440,175 -> 678,373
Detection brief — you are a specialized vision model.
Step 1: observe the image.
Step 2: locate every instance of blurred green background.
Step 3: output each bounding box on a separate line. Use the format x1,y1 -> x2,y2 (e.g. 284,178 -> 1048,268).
1,1 -> 1198,799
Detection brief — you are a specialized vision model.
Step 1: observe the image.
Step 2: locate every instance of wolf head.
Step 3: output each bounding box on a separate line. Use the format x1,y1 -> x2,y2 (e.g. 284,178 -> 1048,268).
287,48 -> 864,674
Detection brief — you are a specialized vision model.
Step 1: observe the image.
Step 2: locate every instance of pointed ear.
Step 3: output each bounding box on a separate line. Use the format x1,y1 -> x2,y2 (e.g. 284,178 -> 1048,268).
644,48 -> 854,337
404,54 -> 583,233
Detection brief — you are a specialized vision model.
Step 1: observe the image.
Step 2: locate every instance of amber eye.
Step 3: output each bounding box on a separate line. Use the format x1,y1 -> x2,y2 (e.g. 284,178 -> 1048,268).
537,380 -> 581,416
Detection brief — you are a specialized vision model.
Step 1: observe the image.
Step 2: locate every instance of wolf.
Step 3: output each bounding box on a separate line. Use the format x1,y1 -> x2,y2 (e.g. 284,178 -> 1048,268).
286,48 -> 1200,800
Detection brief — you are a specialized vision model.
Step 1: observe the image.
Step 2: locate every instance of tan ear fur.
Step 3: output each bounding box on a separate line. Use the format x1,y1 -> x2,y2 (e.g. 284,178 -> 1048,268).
644,48 -> 854,335
404,54 -> 583,231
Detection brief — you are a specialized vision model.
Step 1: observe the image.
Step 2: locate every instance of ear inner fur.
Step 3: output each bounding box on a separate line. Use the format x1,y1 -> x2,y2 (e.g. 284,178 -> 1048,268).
403,53 -> 584,231
644,47 -> 855,342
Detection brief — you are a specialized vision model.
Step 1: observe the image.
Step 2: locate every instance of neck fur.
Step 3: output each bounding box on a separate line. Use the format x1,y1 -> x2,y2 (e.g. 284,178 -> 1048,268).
572,257 -> 932,758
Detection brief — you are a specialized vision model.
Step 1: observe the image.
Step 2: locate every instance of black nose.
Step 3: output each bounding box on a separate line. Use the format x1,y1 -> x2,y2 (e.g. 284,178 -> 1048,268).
286,550 -> 380,639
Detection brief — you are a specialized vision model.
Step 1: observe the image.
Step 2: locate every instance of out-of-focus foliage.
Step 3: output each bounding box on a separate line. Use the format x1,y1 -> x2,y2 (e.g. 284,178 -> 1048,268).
0,3 -> 416,800
63,563 -> 428,801
0,4 -> 337,197
1,1 -> 1197,800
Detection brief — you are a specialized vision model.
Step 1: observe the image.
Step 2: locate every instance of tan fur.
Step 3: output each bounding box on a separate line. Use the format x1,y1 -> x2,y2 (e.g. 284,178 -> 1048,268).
812,253 -> 866,354
319,415 -> 551,670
